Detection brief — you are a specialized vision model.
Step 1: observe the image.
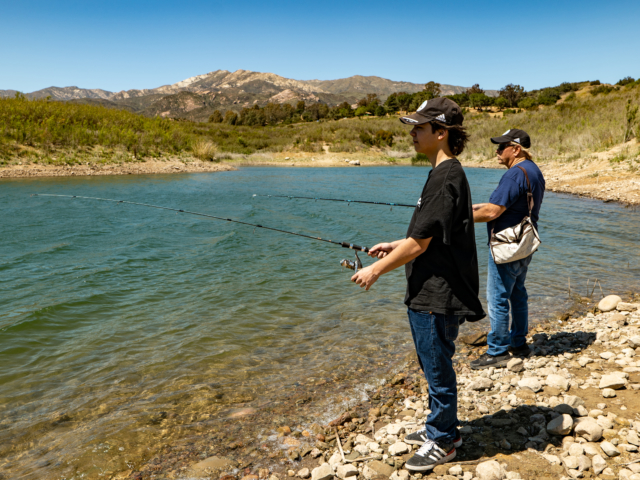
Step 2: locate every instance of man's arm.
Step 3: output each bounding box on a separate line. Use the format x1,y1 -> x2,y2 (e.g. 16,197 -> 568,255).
351,237 -> 432,290
472,203 -> 506,223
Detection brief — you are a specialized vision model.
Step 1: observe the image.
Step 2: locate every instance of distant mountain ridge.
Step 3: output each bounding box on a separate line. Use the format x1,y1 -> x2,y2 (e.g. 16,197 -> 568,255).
0,70 -> 497,122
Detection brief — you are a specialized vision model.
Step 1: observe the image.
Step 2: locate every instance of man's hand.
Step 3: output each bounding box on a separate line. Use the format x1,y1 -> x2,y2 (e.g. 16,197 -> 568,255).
368,242 -> 394,259
351,265 -> 380,291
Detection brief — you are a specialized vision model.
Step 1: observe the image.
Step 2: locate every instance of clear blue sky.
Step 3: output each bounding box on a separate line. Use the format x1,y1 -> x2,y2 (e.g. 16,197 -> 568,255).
2,0 -> 639,93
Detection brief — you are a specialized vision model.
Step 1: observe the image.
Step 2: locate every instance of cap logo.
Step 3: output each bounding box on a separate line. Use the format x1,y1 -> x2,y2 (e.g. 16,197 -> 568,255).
418,100 -> 428,111
435,114 -> 446,122
513,138 -> 521,144
402,117 -> 419,123
502,129 -> 511,135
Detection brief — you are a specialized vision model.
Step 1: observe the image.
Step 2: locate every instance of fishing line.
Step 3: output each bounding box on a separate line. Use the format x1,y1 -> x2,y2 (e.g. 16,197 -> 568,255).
253,194 -> 415,208
31,194 -> 371,254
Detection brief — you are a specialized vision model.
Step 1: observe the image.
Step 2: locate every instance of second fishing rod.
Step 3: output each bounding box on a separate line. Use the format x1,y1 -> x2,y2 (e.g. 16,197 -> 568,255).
253,194 -> 416,209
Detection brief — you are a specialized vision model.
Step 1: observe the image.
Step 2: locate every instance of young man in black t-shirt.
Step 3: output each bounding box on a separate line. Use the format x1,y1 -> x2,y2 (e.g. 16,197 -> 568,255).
351,98 -> 485,472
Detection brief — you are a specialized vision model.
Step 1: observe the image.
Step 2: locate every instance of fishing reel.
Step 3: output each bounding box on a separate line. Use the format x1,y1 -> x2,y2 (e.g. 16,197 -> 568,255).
340,251 -> 363,273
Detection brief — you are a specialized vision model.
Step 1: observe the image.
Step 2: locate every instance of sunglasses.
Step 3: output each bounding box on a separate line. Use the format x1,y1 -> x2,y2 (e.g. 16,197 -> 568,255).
497,144 -> 511,152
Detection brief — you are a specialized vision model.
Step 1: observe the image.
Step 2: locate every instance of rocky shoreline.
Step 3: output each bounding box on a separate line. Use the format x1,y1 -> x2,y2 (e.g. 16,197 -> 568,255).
121,294 -> 640,480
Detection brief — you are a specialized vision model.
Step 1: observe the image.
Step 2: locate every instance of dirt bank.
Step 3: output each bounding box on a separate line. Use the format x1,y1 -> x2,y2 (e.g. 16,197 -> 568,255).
0,158 -> 235,178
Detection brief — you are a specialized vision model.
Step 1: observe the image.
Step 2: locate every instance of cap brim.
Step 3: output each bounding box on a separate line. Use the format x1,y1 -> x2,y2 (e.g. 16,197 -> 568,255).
399,113 -> 433,125
490,135 -> 511,144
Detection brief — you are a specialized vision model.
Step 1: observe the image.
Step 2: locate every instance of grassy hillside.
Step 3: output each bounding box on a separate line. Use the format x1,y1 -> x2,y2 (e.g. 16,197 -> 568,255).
1,83 -> 639,168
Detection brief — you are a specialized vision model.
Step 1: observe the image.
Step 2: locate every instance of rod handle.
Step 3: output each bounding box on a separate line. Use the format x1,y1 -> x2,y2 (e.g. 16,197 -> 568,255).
341,242 -> 369,253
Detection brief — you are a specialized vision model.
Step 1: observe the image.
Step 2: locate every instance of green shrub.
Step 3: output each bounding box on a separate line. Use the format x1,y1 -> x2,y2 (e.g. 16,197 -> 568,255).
208,110 -> 223,123
518,97 -> 539,109
411,153 -> 429,165
617,77 -> 636,86
590,80 -> 601,86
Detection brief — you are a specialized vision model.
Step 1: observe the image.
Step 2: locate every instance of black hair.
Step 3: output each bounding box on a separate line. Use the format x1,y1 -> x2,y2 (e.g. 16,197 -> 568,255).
430,121 -> 469,156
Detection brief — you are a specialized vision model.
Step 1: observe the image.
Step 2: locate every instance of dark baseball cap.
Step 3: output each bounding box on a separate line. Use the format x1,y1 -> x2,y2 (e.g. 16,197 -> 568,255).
400,97 -> 464,126
490,129 -> 531,148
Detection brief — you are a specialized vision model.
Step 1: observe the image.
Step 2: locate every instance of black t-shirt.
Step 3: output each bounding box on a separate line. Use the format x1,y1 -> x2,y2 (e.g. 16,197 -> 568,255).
404,159 -> 485,320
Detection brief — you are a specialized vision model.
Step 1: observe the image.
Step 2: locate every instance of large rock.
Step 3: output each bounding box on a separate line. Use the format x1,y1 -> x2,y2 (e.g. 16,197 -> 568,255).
336,465 -> 358,479
600,441 -> 620,457
312,464 -> 334,480
573,417 -> 603,442
627,430 -> 640,446
599,374 -> 627,390
507,358 -> 525,372
628,336 -> 640,348
592,454 -> 607,475
599,295 -> 622,312
563,395 -> 585,408
546,374 -> 570,391
518,377 -> 542,392
562,456 -> 579,469
362,461 -> 394,479
547,414 -> 574,435
386,424 -> 405,435
618,302 -> 640,312
468,377 -> 493,391
460,331 -> 488,346
388,442 -> 410,456
475,460 -> 506,480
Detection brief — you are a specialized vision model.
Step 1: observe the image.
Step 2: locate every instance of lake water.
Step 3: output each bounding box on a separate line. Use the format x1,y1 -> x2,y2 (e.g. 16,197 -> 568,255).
1,166 -> 639,479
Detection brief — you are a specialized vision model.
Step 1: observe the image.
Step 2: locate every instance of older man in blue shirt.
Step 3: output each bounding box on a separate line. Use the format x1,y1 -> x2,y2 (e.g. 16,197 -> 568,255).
470,129 -> 545,369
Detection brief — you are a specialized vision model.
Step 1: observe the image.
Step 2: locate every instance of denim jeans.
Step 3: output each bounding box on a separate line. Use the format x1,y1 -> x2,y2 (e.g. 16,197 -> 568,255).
486,250 -> 533,356
407,308 -> 459,444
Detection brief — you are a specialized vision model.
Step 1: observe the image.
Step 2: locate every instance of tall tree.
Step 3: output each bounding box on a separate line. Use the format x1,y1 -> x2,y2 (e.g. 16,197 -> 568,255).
499,84 -> 525,108
423,81 -> 442,98
467,84 -> 485,95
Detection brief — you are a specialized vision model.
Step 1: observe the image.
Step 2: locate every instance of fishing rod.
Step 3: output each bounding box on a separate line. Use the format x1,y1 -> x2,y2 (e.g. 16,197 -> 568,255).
253,194 -> 415,209
31,194 -> 369,272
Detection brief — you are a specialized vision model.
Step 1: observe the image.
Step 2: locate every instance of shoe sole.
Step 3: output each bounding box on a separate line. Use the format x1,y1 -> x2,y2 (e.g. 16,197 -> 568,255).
470,357 -> 511,370
405,437 -> 462,448
405,449 -> 456,471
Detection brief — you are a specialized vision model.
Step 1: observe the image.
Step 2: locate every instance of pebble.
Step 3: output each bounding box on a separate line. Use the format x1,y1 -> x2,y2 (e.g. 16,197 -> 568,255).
599,374 -> 628,389
598,295 -> 622,312
335,465 -> 357,479
297,468 -> 310,479
600,440 -> 621,457
449,465 -> 463,476
388,442 -> 409,456
475,460 -> 506,480
602,388 -> 617,398
592,454 -> 607,474
563,455 -> 579,469
468,377 -> 493,391
547,414 -> 573,435
517,377 -> 542,392
546,374 -> 570,391
507,358 -> 524,372
574,417 -> 604,441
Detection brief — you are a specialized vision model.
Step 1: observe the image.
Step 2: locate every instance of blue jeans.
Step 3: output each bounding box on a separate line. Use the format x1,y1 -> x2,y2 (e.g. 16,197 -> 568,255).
407,308 -> 459,444
486,250 -> 533,356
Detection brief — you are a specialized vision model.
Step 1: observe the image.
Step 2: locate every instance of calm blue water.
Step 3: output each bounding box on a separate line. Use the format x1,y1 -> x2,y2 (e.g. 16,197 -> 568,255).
1,166 -> 639,478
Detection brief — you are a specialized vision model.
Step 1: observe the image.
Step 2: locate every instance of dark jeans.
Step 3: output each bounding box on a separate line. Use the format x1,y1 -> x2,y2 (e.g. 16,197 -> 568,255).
407,308 -> 459,444
486,250 -> 533,356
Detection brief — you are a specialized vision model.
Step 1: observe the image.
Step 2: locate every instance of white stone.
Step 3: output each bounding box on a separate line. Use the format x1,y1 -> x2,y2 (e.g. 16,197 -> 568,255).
505,473 -> 522,480
328,452 -> 342,469
335,465 -> 357,479
298,468 -> 311,479
449,465 -> 463,476
507,358 -> 525,372
628,430 -> 640,446
311,464 -> 333,480
355,434 -> 373,445
574,417 -> 604,442
568,443 -> 585,456
600,351 -> 615,360
389,470 -> 409,480
388,442 -> 409,456
578,357 -> 594,367
386,424 -> 405,436
592,454 -> 607,474
619,443 -> 639,453
600,440 -> 620,457
547,374 -> 570,391
475,460 -> 506,480
628,336 -> 640,348
618,302 -> 640,312
563,395 -> 585,407
518,377 -> 543,392
468,377 -> 493,391
354,444 -> 369,456
599,374 -> 627,389
602,388 -> 617,398
563,455 -> 579,469
547,414 -> 574,435
366,442 -> 382,453
599,295 -> 622,312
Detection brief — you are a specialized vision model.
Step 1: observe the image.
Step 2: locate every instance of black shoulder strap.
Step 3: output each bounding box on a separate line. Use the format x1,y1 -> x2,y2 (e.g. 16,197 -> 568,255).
516,165 -> 534,217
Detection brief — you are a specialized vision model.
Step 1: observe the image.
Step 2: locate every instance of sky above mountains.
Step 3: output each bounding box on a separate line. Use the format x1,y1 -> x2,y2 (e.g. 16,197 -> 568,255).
2,0 -> 640,93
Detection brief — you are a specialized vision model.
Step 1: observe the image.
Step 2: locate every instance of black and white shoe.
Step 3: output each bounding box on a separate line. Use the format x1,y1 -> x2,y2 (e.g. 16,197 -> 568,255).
405,439 -> 456,472
470,352 -> 511,370
404,426 -> 462,448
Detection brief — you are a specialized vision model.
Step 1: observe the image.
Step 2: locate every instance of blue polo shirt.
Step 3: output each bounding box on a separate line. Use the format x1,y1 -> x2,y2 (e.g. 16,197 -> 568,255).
487,159 -> 545,240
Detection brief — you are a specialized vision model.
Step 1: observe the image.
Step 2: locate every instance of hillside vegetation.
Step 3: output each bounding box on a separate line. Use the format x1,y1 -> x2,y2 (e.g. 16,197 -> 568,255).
1,80 -> 639,168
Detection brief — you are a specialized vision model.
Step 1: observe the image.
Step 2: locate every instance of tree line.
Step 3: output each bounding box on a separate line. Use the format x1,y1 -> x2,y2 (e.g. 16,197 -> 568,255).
209,76 -> 640,127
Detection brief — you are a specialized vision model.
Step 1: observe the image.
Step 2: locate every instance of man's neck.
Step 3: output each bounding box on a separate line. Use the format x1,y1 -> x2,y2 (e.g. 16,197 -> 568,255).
429,149 -> 455,169
508,156 -> 527,169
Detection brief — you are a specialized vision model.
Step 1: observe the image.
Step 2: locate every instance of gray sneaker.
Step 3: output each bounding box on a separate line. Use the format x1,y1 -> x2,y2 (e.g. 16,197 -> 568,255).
405,439 -> 456,471
470,352 -> 511,370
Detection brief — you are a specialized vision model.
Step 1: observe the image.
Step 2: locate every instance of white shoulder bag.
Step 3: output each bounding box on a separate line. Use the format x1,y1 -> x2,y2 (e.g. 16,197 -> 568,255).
489,165 -> 541,264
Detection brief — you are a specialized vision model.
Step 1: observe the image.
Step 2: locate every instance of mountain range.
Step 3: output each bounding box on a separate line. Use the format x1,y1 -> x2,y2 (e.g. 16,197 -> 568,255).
0,70 -> 497,122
